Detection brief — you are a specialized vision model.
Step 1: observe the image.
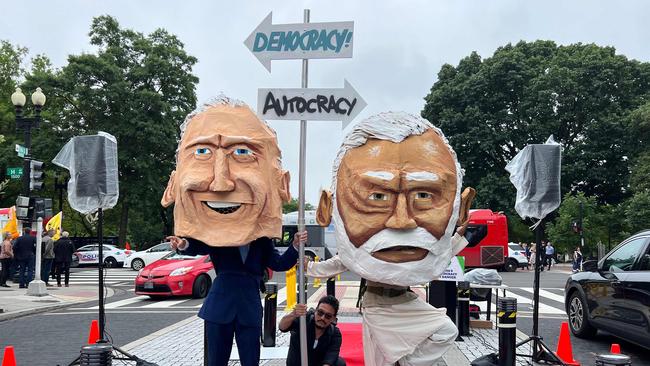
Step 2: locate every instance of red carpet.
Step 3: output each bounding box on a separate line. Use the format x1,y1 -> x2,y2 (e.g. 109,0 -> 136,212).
338,323 -> 364,366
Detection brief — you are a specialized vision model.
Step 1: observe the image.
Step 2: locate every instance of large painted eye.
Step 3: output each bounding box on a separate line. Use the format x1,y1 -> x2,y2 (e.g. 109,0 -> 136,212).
368,193 -> 388,201
415,192 -> 432,200
194,147 -> 212,157
233,148 -> 253,156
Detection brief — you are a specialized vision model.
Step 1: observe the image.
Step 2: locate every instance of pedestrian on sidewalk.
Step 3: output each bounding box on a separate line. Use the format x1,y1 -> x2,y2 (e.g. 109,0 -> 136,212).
572,247 -> 583,273
0,232 -> 15,287
41,229 -> 55,286
13,227 -> 36,288
546,242 -> 555,271
522,243 -> 530,270
280,296 -> 346,366
53,231 -> 74,287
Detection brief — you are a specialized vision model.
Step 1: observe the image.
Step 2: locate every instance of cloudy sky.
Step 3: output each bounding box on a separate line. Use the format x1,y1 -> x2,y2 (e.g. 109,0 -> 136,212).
2,0 -> 649,205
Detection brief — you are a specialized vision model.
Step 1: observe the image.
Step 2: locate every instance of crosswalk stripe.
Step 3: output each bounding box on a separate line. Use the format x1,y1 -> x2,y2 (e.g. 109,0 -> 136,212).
141,299 -> 192,308
519,287 -> 566,304
502,291 -> 565,314
91,296 -> 150,309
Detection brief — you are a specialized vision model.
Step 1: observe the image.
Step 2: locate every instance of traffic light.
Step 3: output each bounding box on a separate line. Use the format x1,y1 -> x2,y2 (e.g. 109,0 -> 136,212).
30,160 -> 44,191
31,197 -> 52,219
15,195 -> 29,219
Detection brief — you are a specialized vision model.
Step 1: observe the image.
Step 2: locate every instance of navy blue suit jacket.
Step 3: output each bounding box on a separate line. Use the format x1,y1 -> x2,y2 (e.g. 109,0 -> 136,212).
182,237 -> 298,326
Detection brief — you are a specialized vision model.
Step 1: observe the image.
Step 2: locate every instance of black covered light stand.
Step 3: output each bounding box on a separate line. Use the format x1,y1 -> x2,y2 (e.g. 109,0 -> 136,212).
457,281 -> 471,337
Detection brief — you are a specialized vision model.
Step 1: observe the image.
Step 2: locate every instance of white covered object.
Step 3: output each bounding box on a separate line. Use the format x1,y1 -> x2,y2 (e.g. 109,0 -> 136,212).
52,131 -> 119,214
505,136 -> 561,220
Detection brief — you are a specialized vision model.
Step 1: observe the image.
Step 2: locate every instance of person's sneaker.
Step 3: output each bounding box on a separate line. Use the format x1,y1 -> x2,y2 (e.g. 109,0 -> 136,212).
57,284 -> 62,287
65,284 -> 69,287
19,285 -> 26,288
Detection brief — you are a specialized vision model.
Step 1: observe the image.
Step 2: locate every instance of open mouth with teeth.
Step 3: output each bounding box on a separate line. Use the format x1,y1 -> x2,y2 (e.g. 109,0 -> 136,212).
203,201 -> 242,214
371,246 -> 429,263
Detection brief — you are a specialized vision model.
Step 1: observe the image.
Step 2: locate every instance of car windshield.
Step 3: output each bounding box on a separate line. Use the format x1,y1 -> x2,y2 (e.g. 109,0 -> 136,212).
162,252 -> 202,260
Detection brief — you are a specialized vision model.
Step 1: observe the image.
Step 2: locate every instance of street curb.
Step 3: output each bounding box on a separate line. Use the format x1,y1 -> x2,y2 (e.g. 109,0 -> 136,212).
0,301 -> 76,322
0,286 -> 117,323
120,315 -> 200,352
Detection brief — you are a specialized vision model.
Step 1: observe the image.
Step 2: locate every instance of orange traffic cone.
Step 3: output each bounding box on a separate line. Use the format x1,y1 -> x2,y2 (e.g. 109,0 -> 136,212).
88,320 -> 100,344
1,346 -> 17,366
610,343 -> 621,354
555,322 -> 580,366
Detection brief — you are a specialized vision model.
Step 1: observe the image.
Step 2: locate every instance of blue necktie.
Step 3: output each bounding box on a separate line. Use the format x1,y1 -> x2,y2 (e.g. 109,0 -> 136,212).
239,245 -> 250,263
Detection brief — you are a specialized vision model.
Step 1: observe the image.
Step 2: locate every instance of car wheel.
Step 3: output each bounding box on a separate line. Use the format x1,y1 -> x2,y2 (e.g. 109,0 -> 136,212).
104,257 -> 118,268
568,291 -> 597,338
192,274 -> 211,299
131,258 -> 145,271
504,259 -> 518,272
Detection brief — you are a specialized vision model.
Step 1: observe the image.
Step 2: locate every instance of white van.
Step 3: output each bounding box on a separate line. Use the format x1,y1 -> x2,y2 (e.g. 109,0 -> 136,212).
277,210 -> 336,261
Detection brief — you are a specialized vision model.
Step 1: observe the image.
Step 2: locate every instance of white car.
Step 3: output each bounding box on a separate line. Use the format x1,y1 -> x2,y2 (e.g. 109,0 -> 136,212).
504,244 -> 530,272
74,244 -> 130,268
123,242 -> 173,271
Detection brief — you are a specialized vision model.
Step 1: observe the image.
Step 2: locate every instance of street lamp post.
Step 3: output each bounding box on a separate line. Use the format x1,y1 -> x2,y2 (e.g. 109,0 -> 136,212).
12,87 -> 46,199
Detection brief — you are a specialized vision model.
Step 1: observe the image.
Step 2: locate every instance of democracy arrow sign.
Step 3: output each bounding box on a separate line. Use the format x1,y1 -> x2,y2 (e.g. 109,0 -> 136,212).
258,80 -> 366,129
244,12 -> 354,72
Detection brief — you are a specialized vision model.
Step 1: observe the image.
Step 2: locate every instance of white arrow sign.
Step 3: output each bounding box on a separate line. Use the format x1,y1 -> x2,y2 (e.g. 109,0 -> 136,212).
244,12 -> 354,72
258,80 -> 366,129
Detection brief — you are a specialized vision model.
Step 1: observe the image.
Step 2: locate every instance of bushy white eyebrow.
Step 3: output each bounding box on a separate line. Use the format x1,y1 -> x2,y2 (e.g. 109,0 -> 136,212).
363,171 -> 395,180
406,172 -> 439,182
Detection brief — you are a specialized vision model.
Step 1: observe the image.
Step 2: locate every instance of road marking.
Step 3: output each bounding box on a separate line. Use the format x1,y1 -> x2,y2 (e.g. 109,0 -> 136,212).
503,291 -> 565,314
519,287 -> 566,304
141,299 -> 191,308
89,296 -> 150,309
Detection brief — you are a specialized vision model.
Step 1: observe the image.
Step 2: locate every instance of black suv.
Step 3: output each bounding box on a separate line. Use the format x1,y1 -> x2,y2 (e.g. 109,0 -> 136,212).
564,230 -> 650,350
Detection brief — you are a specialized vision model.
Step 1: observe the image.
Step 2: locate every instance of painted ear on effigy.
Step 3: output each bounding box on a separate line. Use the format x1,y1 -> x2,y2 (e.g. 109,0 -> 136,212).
279,170 -> 291,203
456,187 -> 476,236
316,190 -> 333,227
161,170 -> 177,207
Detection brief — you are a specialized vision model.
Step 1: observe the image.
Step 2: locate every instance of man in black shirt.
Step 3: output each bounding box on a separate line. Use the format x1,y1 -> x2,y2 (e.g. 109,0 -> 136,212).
280,295 -> 346,366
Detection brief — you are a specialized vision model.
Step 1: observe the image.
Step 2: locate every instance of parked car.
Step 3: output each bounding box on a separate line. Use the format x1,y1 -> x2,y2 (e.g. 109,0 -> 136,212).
135,252 -> 216,299
124,242 -> 172,271
564,230 -> 650,350
73,244 -> 130,267
504,244 -> 529,272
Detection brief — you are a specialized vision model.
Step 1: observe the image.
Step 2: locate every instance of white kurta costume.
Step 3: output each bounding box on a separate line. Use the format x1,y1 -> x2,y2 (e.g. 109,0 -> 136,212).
307,233 -> 468,366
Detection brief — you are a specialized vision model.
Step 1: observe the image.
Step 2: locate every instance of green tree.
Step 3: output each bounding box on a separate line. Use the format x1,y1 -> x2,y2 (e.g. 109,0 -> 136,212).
282,198 -> 314,214
25,16 -> 198,246
422,41 -> 650,241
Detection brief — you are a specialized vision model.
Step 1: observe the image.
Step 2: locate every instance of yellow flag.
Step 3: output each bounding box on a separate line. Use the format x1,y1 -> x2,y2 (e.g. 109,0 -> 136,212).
2,206 -> 19,239
46,211 -> 63,241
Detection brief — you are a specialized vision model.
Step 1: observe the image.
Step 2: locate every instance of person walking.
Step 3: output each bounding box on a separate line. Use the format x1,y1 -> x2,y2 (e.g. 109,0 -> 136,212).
529,243 -> 536,269
53,231 -> 75,287
522,243 -> 530,270
13,227 -> 36,288
572,247 -> 583,273
546,242 -> 555,271
0,233 -> 14,287
41,229 -> 55,286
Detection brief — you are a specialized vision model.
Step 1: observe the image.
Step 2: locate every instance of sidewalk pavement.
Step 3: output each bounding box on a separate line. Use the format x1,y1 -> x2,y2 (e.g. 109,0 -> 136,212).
121,311 -> 546,366
0,280 -> 110,322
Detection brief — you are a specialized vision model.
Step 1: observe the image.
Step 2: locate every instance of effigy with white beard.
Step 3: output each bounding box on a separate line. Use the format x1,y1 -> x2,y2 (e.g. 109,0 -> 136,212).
307,111 -> 475,366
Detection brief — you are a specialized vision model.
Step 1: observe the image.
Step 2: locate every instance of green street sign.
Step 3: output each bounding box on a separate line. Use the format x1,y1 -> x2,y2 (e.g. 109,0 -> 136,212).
6,167 -> 23,179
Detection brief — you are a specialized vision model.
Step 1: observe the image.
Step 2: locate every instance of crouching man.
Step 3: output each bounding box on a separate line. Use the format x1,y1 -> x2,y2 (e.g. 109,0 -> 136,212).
280,296 -> 346,366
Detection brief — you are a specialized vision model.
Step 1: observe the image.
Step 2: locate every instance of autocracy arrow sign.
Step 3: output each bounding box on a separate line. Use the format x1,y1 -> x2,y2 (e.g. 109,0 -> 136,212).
244,12 -> 354,72
257,80 -> 366,129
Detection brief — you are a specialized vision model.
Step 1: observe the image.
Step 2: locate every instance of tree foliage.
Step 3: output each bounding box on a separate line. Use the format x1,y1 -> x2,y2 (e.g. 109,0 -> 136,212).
282,198 -> 314,214
22,16 -> 198,247
423,41 -> 650,241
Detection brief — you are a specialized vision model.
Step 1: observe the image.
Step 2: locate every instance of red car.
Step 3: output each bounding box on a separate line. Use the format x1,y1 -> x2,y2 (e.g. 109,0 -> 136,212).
134,252 -> 275,299
135,252 -> 216,299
